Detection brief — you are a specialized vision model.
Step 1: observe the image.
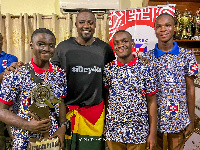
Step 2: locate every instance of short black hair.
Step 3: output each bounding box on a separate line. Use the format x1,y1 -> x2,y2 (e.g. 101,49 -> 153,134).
31,28 -> 56,42
78,9 -> 95,16
113,30 -> 132,40
155,13 -> 175,26
76,9 -> 95,20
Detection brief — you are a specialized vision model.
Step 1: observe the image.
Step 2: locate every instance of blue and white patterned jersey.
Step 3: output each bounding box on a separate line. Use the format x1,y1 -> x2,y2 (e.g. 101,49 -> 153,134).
103,55 -> 157,144
143,41 -> 198,133
0,51 -> 18,89
0,51 -> 18,73
0,59 -> 67,149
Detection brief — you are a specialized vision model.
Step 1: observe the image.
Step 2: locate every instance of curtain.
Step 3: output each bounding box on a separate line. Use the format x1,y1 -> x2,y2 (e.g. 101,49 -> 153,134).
0,13 -> 110,63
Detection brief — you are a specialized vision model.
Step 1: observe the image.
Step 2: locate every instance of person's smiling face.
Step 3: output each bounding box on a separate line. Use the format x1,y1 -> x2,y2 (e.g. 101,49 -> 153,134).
30,33 -> 55,63
75,12 -> 96,42
113,32 -> 134,59
155,14 -> 175,43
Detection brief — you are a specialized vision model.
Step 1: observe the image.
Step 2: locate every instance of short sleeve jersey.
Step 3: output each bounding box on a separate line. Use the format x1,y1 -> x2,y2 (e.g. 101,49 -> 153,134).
0,59 -> 67,149
51,37 -> 115,106
0,51 -> 18,89
143,41 -> 198,133
103,55 -> 157,144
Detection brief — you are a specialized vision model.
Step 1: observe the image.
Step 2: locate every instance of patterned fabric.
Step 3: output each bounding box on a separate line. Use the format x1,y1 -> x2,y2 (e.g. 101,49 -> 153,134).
143,41 -> 199,133
66,100 -> 105,138
65,101 -> 105,150
0,51 -> 18,89
0,59 -> 67,150
103,55 -> 157,144
0,51 -> 18,73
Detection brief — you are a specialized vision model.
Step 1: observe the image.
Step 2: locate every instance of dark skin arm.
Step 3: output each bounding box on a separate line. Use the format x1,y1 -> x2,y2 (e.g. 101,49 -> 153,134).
146,94 -> 157,150
0,72 -> 4,83
49,98 -> 66,149
185,75 -> 195,137
0,101 -> 51,133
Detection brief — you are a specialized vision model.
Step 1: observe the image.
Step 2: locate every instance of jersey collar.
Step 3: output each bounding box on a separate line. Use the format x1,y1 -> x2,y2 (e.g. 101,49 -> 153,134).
30,58 -> 54,75
117,54 -> 137,66
154,41 -> 179,58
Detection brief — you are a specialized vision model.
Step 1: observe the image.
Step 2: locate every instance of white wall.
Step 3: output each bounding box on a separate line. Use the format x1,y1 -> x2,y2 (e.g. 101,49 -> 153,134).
0,0 -> 143,16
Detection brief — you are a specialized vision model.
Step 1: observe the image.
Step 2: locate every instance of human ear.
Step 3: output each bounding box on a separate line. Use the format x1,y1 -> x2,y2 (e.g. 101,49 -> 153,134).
75,21 -> 77,27
30,42 -> 33,49
132,42 -> 135,48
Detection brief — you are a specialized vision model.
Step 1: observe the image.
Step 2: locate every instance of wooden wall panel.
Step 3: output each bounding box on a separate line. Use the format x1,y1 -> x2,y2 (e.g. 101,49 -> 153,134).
148,1 -> 200,15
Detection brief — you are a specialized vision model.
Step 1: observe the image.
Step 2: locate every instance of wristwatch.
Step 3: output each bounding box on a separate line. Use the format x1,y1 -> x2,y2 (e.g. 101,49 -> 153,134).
59,119 -> 70,129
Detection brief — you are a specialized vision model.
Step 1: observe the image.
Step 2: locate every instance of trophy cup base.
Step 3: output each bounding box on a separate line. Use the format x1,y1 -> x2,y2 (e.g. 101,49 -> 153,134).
174,35 -> 181,40
191,36 -> 200,40
28,137 -> 60,150
181,35 -> 189,40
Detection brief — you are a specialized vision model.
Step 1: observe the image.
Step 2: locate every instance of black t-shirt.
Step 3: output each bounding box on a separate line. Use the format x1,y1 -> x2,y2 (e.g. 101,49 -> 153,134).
51,37 -> 115,106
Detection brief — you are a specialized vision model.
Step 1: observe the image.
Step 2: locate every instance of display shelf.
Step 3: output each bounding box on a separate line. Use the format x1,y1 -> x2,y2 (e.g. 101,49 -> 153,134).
174,40 -> 200,48
147,0 -> 200,15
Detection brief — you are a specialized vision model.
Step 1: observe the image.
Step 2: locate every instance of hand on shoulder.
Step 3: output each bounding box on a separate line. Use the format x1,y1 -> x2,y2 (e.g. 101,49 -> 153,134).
138,55 -> 150,65
4,61 -> 24,75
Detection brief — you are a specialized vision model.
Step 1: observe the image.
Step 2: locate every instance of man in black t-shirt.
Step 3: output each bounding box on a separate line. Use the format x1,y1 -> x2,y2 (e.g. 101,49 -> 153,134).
51,9 -> 115,150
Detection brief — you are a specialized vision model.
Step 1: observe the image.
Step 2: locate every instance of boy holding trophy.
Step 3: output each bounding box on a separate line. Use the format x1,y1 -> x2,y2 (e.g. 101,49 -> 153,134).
0,28 -> 67,150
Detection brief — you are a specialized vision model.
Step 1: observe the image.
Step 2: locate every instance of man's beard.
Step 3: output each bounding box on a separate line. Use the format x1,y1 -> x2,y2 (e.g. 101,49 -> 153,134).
81,33 -> 93,42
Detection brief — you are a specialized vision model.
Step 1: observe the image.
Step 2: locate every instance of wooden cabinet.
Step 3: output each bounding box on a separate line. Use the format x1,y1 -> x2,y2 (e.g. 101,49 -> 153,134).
146,0 -> 200,15
174,40 -> 200,49
174,40 -> 200,57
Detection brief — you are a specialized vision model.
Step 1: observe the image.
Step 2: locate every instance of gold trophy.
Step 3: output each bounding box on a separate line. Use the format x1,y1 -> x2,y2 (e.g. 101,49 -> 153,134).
187,11 -> 193,40
28,82 -> 61,150
179,9 -> 190,40
174,9 -> 182,40
193,8 -> 200,40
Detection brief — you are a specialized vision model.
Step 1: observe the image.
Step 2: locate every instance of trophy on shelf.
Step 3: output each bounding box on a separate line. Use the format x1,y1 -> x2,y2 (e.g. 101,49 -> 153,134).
179,9 -> 190,40
187,11 -> 193,40
192,8 -> 200,40
174,9 -> 180,25
28,82 -> 61,150
174,9 -> 182,40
